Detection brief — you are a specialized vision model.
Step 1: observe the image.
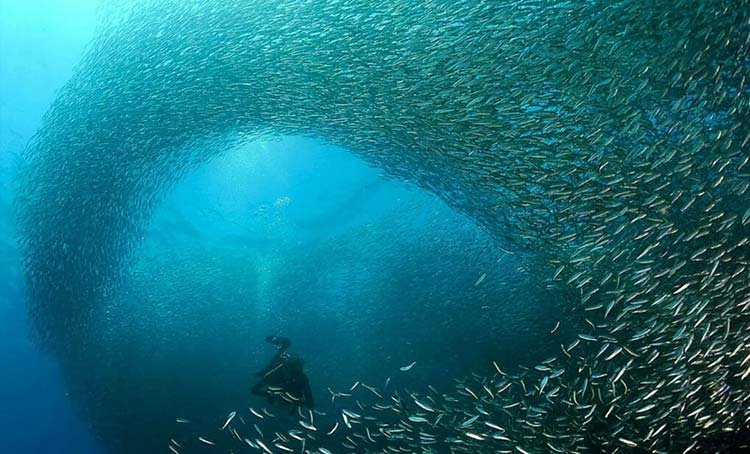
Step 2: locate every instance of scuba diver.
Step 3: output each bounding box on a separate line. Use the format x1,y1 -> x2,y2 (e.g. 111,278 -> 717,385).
251,336 -> 314,409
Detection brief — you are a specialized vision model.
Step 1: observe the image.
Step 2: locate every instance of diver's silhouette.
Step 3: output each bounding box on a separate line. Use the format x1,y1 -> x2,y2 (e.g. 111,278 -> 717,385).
251,336 -> 314,408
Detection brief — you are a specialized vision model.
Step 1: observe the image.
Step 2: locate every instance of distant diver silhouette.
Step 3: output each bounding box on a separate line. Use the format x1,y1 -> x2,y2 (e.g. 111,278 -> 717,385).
251,336 -> 314,409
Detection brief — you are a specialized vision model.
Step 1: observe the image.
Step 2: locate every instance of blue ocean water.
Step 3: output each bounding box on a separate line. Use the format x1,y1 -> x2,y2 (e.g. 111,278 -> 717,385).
1,2 -> 103,452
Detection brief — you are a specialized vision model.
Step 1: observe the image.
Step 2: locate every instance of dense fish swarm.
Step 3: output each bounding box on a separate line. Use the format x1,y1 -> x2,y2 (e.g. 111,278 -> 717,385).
16,0 -> 750,452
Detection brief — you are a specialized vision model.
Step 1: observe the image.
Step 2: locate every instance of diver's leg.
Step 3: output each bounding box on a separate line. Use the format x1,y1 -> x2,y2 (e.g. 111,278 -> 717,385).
301,376 -> 314,408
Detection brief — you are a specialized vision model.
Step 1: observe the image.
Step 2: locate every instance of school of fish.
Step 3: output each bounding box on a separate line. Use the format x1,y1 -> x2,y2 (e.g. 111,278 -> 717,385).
16,0 -> 749,452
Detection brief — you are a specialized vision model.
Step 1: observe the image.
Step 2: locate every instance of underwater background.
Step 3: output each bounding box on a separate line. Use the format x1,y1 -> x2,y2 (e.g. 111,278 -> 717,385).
1,2 -> 102,452
2,0 -> 749,453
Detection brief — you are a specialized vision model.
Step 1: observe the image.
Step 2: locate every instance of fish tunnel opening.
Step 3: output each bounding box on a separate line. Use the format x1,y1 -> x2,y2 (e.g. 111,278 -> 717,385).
95,135 -> 575,439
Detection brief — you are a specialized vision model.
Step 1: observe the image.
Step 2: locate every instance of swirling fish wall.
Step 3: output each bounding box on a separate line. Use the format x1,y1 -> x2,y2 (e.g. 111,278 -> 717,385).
17,0 -> 749,452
